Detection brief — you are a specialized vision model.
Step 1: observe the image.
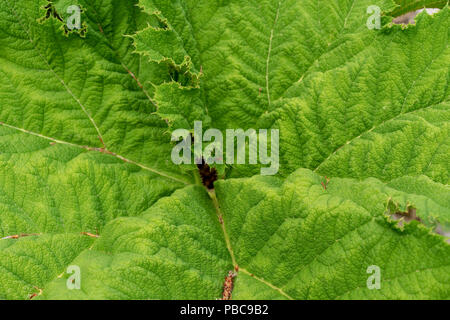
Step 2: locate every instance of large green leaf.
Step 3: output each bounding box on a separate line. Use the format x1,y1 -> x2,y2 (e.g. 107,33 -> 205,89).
0,0 -> 448,300
0,0 -> 193,184
37,169 -> 449,299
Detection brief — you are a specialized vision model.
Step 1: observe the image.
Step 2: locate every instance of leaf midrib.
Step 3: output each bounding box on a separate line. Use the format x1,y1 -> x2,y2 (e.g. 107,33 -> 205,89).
0,121 -> 191,185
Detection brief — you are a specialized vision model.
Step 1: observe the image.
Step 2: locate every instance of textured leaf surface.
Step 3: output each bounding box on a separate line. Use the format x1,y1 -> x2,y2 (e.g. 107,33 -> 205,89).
216,170 -> 450,299
37,170 -> 450,299
277,10 -> 449,181
0,0 -> 448,300
0,126 -> 183,299
0,0 -> 193,184
41,186 -> 232,300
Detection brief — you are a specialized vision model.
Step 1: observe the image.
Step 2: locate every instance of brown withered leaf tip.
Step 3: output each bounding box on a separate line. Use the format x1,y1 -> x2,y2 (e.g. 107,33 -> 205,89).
29,287 -> 43,300
81,232 -> 100,238
42,1 -> 63,23
395,207 -> 423,223
220,271 -> 237,300
197,159 -> 218,190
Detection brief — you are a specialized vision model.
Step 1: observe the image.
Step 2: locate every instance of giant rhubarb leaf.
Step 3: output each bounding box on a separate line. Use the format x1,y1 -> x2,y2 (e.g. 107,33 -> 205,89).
0,0 -> 448,300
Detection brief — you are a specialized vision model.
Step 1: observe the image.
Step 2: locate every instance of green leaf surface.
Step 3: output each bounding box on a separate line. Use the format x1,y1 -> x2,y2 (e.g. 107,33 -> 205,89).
277,10 -> 449,181
216,169 -> 450,299
0,0 -> 193,184
0,0 -> 448,300
37,169 -> 450,299
0,125 -> 183,299
0,234 -> 94,300
41,186 -> 232,300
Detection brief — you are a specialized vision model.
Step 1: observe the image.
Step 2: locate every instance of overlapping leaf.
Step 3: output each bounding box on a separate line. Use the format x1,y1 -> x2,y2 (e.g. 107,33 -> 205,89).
38,169 -> 450,299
